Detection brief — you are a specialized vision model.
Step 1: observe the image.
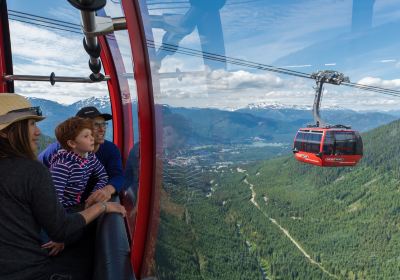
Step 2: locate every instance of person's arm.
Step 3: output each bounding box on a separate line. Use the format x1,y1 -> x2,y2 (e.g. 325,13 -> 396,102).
37,142 -> 61,168
80,201 -> 126,224
85,156 -> 111,207
103,142 -> 124,193
91,156 -> 109,192
85,183 -> 115,208
85,143 -> 124,206
30,165 -> 84,242
41,159 -> 71,256
30,163 -> 125,243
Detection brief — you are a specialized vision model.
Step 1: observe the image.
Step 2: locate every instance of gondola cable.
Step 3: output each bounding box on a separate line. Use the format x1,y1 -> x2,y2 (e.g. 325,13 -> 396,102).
147,40 -> 400,97
8,14 -> 82,32
148,40 -> 311,79
8,9 -> 81,27
8,9 -> 400,98
8,17 -> 83,35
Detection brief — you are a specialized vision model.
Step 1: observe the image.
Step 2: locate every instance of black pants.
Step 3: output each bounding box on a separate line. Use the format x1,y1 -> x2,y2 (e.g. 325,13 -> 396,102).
47,204 -> 97,280
48,221 -> 97,280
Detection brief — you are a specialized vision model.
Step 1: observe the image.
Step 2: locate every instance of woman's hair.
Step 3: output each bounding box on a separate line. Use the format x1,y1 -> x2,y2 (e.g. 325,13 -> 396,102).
55,117 -> 93,150
0,119 -> 36,160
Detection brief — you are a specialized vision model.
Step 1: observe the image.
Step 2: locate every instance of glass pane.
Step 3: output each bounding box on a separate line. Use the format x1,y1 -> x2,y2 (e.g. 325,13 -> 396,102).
7,0 -> 112,149
102,1 -> 140,235
137,0 -> 400,279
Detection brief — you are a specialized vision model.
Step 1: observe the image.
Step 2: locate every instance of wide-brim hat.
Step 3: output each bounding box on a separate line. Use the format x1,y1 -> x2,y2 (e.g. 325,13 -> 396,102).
76,106 -> 112,121
0,93 -> 45,131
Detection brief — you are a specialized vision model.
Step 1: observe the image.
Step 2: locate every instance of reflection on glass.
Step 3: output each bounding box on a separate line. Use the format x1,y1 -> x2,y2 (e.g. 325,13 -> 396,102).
139,0 -> 400,279
149,0 -> 227,70
352,0 -> 375,32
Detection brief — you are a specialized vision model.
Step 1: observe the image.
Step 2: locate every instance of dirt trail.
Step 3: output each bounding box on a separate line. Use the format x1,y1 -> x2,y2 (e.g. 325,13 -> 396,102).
242,174 -> 338,279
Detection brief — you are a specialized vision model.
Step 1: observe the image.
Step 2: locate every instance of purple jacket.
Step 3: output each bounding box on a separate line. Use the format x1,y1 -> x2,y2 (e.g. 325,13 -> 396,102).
50,149 -> 108,207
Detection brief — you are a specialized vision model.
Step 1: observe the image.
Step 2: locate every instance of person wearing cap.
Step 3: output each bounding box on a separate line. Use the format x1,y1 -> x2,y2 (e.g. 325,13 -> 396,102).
0,93 -> 126,280
38,106 -> 124,207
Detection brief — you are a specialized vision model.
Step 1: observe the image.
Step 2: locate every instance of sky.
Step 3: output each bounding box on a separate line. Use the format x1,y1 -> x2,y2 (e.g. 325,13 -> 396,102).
5,0 -> 400,111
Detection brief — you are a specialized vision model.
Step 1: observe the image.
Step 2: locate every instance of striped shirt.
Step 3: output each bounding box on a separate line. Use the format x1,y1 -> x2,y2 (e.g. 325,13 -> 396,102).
50,149 -> 108,207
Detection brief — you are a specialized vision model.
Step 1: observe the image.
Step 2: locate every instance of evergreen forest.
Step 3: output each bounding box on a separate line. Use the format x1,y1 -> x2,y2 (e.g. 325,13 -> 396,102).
155,119 -> 400,279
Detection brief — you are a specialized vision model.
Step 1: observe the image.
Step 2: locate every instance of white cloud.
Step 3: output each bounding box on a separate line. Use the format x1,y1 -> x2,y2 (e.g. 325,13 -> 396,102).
15,81 -> 108,105
10,21 -> 87,75
156,69 -> 400,111
157,68 -> 315,108
9,21 -> 109,104
159,69 -> 285,94
379,59 -> 396,63
283,64 -> 312,68
358,77 -> 400,89
208,70 -> 283,90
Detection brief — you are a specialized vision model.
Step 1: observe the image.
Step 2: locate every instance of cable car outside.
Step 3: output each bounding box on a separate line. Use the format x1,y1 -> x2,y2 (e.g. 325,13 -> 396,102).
293,127 -> 363,167
293,71 -> 364,167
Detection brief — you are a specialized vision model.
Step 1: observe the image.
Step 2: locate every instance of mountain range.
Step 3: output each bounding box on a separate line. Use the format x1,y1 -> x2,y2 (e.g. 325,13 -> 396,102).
30,97 -> 399,146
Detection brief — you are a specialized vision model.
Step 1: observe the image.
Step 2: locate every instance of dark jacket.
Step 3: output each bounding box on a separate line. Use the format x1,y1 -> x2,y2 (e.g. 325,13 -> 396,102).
0,157 -> 85,280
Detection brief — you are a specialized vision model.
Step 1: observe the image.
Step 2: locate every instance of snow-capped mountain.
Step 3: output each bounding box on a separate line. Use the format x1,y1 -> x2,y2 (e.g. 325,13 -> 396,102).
244,102 -> 345,111
30,97 -> 399,147
246,102 -> 311,110
72,95 -> 110,110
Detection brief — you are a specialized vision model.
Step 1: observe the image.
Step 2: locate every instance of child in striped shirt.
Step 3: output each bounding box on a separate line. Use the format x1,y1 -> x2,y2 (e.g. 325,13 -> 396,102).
50,117 -> 108,209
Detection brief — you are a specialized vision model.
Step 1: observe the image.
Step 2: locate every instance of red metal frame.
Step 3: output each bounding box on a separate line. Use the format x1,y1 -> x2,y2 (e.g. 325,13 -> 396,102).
99,34 -> 134,163
121,0 -> 160,277
0,0 -> 13,93
99,30 -> 139,246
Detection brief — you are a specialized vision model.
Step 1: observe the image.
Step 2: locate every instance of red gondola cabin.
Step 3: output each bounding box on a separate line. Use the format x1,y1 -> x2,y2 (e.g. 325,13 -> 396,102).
293,127 -> 363,167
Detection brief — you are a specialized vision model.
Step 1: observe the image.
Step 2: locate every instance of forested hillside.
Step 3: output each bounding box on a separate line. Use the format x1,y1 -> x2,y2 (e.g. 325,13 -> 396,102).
156,163 -> 262,279
156,119 -> 400,279
232,118 -> 400,279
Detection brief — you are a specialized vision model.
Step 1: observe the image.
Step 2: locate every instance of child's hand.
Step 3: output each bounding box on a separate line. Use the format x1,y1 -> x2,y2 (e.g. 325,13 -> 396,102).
41,241 -> 65,256
85,187 -> 112,208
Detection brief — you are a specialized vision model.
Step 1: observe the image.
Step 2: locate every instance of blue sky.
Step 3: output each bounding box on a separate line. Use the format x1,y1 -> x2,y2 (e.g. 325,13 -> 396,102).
6,0 -> 400,110
9,0 -> 80,24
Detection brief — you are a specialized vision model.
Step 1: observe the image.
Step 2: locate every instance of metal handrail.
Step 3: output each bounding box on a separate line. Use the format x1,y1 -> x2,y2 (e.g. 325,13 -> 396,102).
4,74 -> 110,85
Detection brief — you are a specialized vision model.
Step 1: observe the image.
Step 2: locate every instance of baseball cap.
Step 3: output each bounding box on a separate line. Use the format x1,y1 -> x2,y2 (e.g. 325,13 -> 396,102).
76,106 -> 112,121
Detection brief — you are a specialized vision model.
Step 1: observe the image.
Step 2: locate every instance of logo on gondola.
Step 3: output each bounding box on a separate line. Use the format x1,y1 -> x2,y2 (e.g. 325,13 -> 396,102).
300,155 -> 309,159
326,157 -> 344,161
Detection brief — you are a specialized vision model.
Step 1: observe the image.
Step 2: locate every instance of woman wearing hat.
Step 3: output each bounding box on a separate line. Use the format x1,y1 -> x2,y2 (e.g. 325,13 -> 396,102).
0,93 -> 126,280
